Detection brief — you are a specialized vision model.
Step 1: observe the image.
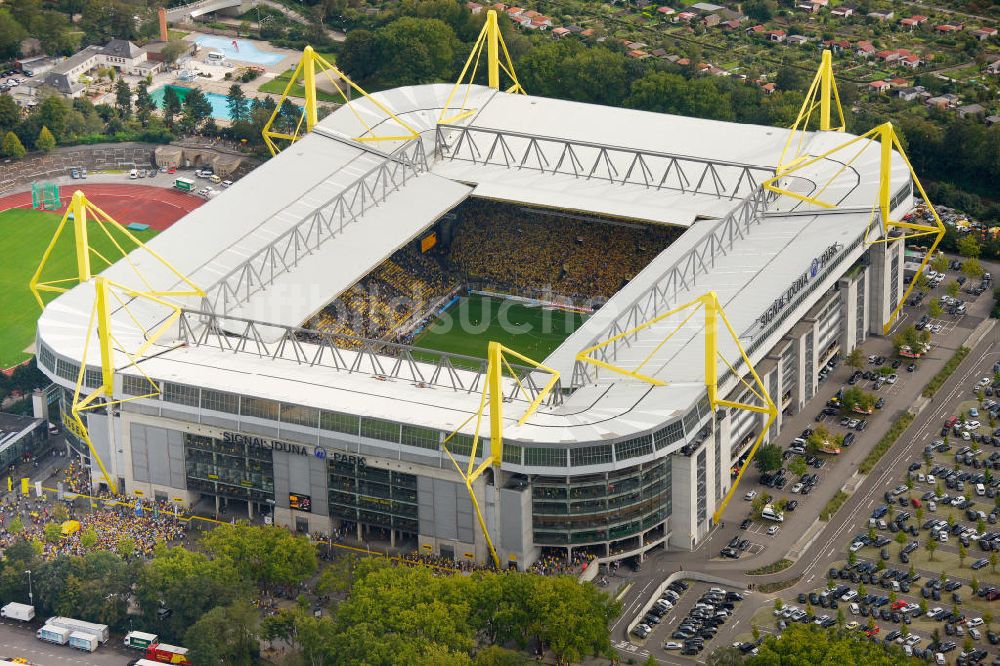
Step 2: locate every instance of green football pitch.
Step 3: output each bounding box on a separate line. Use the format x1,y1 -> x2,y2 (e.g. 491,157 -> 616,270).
412,296 -> 587,362
0,207 -> 158,369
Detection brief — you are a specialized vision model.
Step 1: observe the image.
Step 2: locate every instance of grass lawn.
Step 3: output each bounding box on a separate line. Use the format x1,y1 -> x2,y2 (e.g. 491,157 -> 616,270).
412,296 -> 585,363
168,29 -> 189,40
0,208 -> 158,369
259,53 -> 341,101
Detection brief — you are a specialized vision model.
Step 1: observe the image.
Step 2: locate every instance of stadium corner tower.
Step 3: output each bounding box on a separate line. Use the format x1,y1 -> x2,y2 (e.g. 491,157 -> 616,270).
36,83 -> 912,567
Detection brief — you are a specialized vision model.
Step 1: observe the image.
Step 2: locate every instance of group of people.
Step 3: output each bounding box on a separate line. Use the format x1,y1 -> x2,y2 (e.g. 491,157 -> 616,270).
307,200 -> 681,343
528,549 -> 595,576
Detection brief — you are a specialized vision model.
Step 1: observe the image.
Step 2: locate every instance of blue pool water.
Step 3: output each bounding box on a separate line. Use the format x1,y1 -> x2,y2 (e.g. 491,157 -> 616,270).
195,35 -> 286,65
150,85 -> 232,121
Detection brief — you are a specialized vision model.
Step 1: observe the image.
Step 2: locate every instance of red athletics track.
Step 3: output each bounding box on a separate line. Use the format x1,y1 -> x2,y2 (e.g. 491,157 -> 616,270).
0,183 -> 204,230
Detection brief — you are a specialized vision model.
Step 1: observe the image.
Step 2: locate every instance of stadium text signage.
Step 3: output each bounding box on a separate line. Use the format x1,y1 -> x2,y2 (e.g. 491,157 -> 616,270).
221,432 -> 365,465
756,243 -> 842,330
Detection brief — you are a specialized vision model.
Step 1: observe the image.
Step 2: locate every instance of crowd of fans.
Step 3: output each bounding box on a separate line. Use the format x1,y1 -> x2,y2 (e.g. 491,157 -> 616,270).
306,201 -> 681,342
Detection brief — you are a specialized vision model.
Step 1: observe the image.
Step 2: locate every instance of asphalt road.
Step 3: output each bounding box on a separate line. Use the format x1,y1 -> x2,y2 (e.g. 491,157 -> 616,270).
613,256 -> 1000,663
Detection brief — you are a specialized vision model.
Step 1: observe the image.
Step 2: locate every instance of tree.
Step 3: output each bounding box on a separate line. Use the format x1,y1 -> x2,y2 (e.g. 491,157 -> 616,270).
749,622 -> 924,664
963,257 -> 985,279
338,28 -> 378,82
947,280 -> 961,298
848,550 -> 857,566
925,536 -> 937,561
2,130 -> 25,159
932,255 -> 949,273
162,86 -> 182,128
181,89 -> 212,131
370,17 -> 461,88
79,527 -> 98,550
114,78 -> 131,119
0,93 -> 20,134
842,387 -> 876,413
201,524 -> 317,589
754,443 -> 783,475
928,300 -> 943,318
776,66 -> 807,91
846,347 -> 864,371
43,522 -> 62,542
985,611 -> 993,632
226,84 -> 249,123
160,40 -> 189,65
972,576 -> 979,594
135,80 -> 155,127
185,600 -> 260,665
36,125 -> 55,152
957,234 -> 981,259
788,456 -> 808,477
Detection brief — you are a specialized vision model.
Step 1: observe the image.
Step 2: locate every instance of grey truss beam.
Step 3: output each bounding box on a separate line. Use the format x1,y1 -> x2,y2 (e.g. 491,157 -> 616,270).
201,139 -> 428,316
434,125 -> 775,200
176,309 -> 563,406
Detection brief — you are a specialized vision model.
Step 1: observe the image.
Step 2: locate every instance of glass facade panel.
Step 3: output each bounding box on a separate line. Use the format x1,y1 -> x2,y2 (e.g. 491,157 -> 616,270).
653,421 -> 683,449
532,460 -> 671,546
401,425 -> 440,450
570,444 -> 612,467
55,358 -> 79,382
615,436 -> 653,461
201,389 -> 239,414
320,410 -> 359,435
122,374 -> 154,397
696,449 -> 707,525
242,397 -> 279,421
184,433 -> 275,504
524,447 -> 567,467
502,443 -> 522,464
328,457 -> 418,534
39,345 -> 55,372
163,382 -> 199,407
361,418 -> 400,443
281,404 -> 318,428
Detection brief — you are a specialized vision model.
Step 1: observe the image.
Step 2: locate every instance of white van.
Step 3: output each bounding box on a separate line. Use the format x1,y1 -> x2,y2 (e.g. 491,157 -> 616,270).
207,51 -> 226,63
761,505 -> 785,523
129,168 -> 138,179
976,483 -> 986,496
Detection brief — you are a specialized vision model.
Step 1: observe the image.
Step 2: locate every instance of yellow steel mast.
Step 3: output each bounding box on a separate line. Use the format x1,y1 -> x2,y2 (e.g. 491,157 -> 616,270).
575,292 -> 778,523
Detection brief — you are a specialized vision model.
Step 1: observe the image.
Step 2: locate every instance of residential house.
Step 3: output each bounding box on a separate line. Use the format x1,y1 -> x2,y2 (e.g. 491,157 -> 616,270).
787,35 -> 810,45
868,10 -> 894,21
896,86 -> 926,102
830,6 -> 854,17
899,15 -> 927,29
505,7 -> 524,19
869,80 -> 891,94
767,29 -> 786,42
900,54 -> 922,69
657,6 -> 676,16
926,93 -> 959,109
690,2 -> 724,11
676,57 -> 691,66
580,28 -> 597,38
823,39 -> 851,52
528,16 -> 552,29
746,24 -> 767,35
762,82 -> 776,94
565,24 -> 583,34
702,13 -> 721,27
676,11 -> 697,22
889,78 -> 909,87
466,2 -> 483,13
936,23 -> 963,33
856,41 -> 876,57
986,115 -> 1000,127
972,28 -> 998,41
876,50 -> 900,63
721,19 -> 742,30
651,48 -> 669,59
987,60 -> 1000,75
957,103 -> 985,118
628,50 -> 651,59
42,40 -> 152,98
15,55 -> 60,77
551,26 -> 571,39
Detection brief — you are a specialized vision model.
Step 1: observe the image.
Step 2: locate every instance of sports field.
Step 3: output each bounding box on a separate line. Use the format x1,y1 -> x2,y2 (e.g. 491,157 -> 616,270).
0,208 -> 158,368
412,296 -> 587,362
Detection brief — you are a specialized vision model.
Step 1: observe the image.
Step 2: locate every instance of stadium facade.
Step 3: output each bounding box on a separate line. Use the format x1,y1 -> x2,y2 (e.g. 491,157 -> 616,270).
35,83 -> 912,568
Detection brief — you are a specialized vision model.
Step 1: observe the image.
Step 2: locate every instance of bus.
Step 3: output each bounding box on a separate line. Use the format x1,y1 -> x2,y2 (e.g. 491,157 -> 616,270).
173,177 -> 195,192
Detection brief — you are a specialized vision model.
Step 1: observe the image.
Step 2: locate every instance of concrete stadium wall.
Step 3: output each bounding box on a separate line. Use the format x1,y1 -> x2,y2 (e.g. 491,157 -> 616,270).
0,143 -> 157,194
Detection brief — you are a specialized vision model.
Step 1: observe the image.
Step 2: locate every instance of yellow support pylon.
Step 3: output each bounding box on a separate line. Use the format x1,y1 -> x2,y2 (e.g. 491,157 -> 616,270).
438,9 -> 525,126
440,342 -> 560,568
777,49 -> 847,173
762,122 -> 946,333
70,277 -> 186,491
262,45 -> 420,156
575,292 -> 777,523
29,190 -> 204,309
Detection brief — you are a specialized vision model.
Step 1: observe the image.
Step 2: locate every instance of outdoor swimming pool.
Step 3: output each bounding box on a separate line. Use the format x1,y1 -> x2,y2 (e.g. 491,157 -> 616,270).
150,85 -> 231,121
194,35 -> 286,66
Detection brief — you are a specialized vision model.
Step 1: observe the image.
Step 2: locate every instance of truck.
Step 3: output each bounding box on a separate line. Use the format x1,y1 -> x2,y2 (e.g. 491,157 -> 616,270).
144,643 -> 192,665
124,631 -> 159,650
173,177 -> 195,192
1,602 -> 35,622
68,631 -> 98,652
46,617 -> 109,643
37,624 -> 71,645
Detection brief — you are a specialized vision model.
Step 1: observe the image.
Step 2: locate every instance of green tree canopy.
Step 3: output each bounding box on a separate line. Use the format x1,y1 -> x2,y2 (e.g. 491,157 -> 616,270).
2,130 -> 26,159
747,623 -> 920,664
226,84 -> 249,123
754,443 -> 783,474
200,524 -> 317,589
36,125 -> 55,152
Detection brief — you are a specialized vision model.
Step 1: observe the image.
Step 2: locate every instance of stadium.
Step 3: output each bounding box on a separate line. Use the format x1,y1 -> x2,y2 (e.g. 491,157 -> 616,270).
31,33 -> 940,568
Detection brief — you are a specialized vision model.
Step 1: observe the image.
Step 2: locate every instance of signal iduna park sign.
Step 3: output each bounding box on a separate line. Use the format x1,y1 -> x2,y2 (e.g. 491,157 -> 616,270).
221,431 -> 366,466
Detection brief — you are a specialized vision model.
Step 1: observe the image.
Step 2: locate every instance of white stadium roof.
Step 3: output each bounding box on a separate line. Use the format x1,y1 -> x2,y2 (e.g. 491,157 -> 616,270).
36,84 -> 911,449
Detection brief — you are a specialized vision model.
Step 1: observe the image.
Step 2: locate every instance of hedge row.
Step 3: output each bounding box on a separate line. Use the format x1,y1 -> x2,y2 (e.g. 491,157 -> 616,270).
858,412 -> 916,475
819,490 -> 850,521
746,558 -> 793,576
922,346 -> 971,398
